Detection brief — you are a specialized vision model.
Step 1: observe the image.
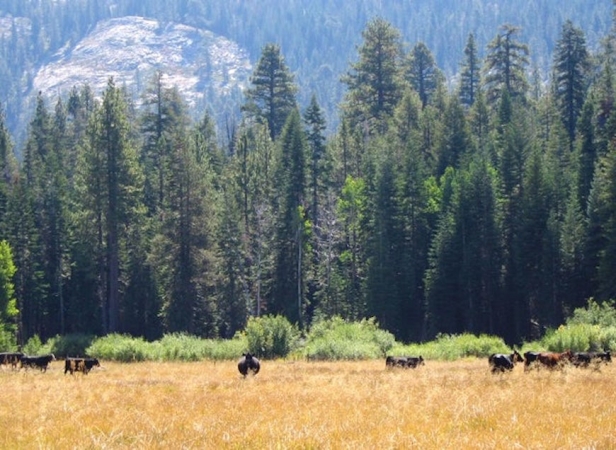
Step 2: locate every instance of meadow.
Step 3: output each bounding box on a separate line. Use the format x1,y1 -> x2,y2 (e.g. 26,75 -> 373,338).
1,358 -> 615,449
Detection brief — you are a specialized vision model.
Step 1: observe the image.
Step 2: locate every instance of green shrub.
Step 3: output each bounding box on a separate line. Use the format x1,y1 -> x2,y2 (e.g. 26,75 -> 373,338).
22,334 -> 43,355
86,334 -> 152,362
0,329 -> 17,352
567,298 -> 616,328
390,333 -> 510,361
201,336 -> 247,360
244,315 -> 300,359
540,323 -> 616,352
302,317 -> 395,360
151,333 -> 247,361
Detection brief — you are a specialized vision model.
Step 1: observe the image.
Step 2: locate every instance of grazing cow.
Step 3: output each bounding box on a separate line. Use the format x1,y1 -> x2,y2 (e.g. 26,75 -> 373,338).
571,351 -> 612,368
238,353 -> 260,377
21,354 -> 56,372
536,350 -> 573,369
405,356 -> 425,368
488,350 -> 524,373
64,357 -> 100,375
523,351 -> 541,371
0,352 -> 23,369
386,356 -> 408,368
386,356 -> 424,369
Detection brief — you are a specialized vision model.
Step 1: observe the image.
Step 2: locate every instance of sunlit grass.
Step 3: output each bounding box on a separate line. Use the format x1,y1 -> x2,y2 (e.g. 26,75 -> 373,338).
1,358 -> 615,449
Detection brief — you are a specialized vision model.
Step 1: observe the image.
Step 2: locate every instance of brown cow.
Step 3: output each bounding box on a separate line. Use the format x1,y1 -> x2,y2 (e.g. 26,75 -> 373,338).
64,357 -> 100,375
536,350 -> 573,369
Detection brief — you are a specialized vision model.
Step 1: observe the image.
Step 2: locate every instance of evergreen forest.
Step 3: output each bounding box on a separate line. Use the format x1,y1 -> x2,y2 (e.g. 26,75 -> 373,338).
2,1 -> 616,347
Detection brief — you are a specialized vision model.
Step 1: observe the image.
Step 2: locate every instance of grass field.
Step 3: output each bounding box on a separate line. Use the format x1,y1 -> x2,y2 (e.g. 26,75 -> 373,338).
1,358 -> 615,449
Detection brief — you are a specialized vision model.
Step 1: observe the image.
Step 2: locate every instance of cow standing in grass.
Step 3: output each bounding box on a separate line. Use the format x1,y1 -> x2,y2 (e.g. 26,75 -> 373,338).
238,353 -> 260,377
21,354 -> 55,372
488,350 -> 524,373
0,352 -> 23,370
386,355 -> 424,369
64,357 -> 100,375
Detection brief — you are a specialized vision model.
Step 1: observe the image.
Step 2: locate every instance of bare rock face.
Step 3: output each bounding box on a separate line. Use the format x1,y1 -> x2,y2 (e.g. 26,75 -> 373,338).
33,16 -> 252,108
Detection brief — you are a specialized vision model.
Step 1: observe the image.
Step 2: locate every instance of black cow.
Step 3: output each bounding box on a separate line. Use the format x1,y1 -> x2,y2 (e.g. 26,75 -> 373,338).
405,356 -> 424,368
0,352 -> 23,369
238,353 -> 260,377
488,350 -> 524,373
64,357 -> 100,375
386,356 -> 408,368
386,355 -> 424,369
571,351 -> 612,368
523,351 -> 541,371
21,354 -> 55,372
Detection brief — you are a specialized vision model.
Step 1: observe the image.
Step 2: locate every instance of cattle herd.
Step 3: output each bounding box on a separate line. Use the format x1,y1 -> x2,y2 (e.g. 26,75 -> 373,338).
2,349 -> 612,377
488,349 -> 612,373
0,352 -> 100,375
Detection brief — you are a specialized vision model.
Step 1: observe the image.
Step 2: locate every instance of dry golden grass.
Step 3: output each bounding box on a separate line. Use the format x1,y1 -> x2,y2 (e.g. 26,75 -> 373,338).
1,358 -> 615,449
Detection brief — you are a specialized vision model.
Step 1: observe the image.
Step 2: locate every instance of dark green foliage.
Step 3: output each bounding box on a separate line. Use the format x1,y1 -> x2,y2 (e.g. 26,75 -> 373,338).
553,20 -> 591,148
243,44 -> 298,140
341,18 -> 404,133
459,33 -> 481,108
270,110 -> 308,325
406,42 -> 444,109
42,333 -> 96,358
483,25 -> 530,105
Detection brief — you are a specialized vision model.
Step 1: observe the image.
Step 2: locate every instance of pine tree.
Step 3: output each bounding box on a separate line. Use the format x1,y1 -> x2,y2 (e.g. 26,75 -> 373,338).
303,94 -> 326,229
140,72 -> 189,215
589,140 -> 616,300
576,95 -> 597,212
242,43 -> 298,140
0,105 -> 17,237
406,42 -> 444,109
76,78 -> 144,334
437,95 -> 472,176
553,20 -> 591,150
341,18 -> 404,134
14,93 -> 70,338
270,110 -> 308,326
365,150 -> 399,335
336,175 -> 368,320
459,33 -> 481,108
483,25 -> 530,105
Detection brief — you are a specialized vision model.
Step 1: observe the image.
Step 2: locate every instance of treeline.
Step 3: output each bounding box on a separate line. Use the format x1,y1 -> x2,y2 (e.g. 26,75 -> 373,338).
2,10 -> 616,348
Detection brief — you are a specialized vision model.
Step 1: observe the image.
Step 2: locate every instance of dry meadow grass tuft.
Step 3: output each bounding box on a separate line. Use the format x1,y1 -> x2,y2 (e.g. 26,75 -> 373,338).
1,358 -> 615,449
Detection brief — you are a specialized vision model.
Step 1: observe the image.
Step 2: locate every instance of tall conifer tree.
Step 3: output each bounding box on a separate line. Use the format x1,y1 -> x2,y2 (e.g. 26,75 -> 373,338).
243,44 -> 298,140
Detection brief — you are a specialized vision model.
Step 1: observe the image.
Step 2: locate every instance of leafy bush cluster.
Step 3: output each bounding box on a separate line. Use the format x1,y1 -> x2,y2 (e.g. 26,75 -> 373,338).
392,333 -> 511,361
302,317 -> 395,360
534,299 -> 616,352
243,315 -> 300,359
539,324 -> 616,352
85,333 -> 248,362
567,299 -> 616,328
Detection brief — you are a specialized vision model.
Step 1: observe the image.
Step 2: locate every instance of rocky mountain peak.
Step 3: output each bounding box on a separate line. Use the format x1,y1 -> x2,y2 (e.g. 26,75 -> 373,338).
33,16 -> 252,110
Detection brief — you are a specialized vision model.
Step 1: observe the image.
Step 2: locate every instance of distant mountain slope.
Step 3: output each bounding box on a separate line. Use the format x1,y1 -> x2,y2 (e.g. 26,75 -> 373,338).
0,0 -> 613,142
33,16 -> 251,116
